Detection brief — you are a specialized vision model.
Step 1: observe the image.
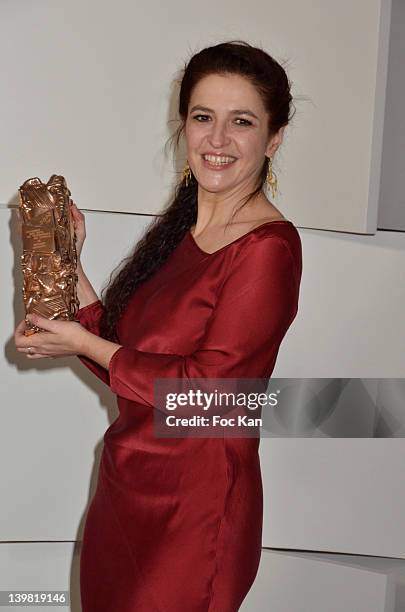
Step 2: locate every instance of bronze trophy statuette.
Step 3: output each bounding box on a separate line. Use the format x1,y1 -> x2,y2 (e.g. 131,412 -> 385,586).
18,174 -> 79,336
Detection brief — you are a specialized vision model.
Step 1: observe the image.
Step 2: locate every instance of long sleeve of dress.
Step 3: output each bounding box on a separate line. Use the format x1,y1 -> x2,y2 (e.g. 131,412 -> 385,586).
107,235 -> 301,407
74,299 -> 110,386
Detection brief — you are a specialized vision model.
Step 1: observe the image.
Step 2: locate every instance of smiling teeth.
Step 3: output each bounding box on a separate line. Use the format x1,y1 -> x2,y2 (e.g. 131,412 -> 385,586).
203,154 -> 235,164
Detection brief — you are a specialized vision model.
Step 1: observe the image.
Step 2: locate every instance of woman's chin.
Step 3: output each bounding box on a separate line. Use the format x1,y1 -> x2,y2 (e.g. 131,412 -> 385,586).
196,177 -> 234,193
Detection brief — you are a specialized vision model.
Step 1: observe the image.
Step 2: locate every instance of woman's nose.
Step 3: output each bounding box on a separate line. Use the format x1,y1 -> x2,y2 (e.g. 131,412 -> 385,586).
208,122 -> 231,147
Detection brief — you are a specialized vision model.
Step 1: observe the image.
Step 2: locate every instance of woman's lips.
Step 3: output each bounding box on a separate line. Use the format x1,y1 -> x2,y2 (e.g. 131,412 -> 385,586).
201,156 -> 237,171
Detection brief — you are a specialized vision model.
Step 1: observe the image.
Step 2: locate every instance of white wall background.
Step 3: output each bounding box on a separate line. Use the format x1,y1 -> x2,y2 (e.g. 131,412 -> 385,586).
2,0 -> 405,610
0,0 -> 392,232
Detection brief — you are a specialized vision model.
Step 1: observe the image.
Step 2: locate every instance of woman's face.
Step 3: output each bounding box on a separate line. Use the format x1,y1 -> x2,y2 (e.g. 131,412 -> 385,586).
184,73 -> 282,196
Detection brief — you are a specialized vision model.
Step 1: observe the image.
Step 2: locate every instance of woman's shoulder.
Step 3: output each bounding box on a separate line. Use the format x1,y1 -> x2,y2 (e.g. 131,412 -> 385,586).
241,218 -> 301,258
228,219 -> 302,282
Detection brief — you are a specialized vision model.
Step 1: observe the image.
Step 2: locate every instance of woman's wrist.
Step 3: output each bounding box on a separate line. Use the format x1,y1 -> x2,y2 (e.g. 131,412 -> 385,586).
78,327 -> 123,369
75,261 -> 99,307
75,326 -> 93,356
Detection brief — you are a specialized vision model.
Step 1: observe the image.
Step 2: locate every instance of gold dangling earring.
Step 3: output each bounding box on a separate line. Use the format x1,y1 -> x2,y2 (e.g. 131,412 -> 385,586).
182,160 -> 192,187
266,156 -> 278,199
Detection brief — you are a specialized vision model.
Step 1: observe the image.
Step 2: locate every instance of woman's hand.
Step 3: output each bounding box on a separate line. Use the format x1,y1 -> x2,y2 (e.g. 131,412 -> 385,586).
14,313 -> 89,359
70,201 -> 86,260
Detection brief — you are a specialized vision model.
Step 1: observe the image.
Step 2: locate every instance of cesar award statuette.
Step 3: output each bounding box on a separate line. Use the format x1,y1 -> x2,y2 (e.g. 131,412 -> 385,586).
18,175 -> 79,336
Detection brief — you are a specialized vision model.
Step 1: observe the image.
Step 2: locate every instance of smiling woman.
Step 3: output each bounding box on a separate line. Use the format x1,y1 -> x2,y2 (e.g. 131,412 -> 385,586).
15,40 -> 301,612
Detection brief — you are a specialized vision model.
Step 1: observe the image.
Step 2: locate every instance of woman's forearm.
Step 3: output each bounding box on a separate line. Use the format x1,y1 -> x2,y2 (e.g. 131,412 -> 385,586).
76,262 -> 100,308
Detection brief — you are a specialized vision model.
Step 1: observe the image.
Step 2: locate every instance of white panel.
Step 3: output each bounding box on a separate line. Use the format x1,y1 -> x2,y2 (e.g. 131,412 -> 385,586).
0,542 -> 77,611
274,226 -> 405,377
261,440 -> 405,559
241,550 -> 398,612
0,0 -> 392,232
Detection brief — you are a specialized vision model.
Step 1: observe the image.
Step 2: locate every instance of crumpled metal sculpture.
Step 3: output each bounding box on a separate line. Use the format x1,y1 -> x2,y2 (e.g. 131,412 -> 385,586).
18,175 -> 79,336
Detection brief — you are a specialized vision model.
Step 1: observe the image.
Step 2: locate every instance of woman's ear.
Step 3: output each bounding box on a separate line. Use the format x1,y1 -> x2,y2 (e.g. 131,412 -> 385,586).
265,125 -> 286,158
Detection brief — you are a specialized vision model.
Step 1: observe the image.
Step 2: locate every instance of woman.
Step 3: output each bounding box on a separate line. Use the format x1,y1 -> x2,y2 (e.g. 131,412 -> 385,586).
15,41 -> 302,611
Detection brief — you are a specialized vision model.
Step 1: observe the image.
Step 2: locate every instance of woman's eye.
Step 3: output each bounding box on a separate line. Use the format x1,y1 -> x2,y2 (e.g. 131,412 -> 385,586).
192,115 -> 252,126
235,118 -> 252,126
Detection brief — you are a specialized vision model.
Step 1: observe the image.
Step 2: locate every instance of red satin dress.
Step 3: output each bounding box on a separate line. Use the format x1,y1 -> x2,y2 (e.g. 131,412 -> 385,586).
75,220 -> 302,612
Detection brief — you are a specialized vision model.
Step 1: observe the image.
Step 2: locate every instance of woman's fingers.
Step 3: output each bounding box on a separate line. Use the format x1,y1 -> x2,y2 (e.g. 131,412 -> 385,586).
70,202 -> 86,246
14,318 -> 44,351
71,201 -> 84,218
15,319 -> 26,333
17,346 -> 38,354
14,319 -> 29,344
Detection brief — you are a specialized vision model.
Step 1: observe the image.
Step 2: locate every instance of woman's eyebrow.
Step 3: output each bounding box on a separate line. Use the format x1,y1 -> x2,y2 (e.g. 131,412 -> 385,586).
190,105 -> 259,120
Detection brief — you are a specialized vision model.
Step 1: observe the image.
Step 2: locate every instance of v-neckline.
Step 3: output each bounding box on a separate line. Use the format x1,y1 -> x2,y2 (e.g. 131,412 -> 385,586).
187,219 -> 293,256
